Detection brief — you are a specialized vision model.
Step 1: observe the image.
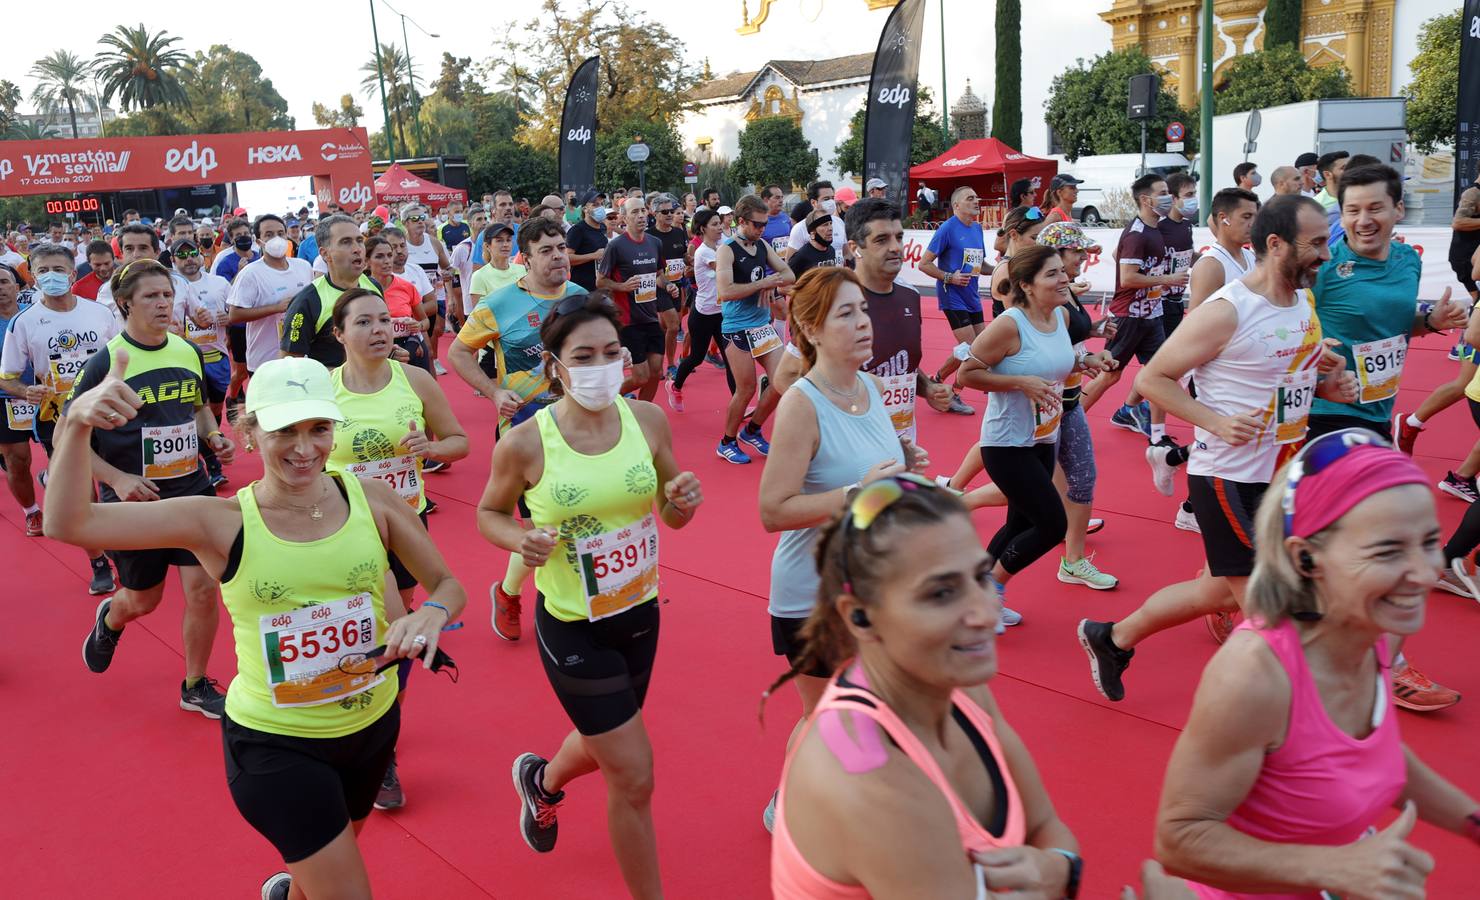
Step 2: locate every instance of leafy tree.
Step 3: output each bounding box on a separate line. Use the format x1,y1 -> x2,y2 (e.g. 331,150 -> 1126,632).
417,95 -> 478,156
30,51 -> 95,139
693,157 -> 745,207
0,80 -> 21,135
468,140 -> 557,200
361,42 -> 417,154
469,91 -> 522,145
595,116 -> 685,193
432,53 -> 472,104
0,197 -> 52,227
94,24 -> 190,110
831,86 -> 948,178
1404,11 -> 1461,154
1045,48 -> 1196,162
4,119 -> 58,140
107,108 -> 186,137
732,117 -> 817,190
490,47 -> 537,118
1263,0 -> 1303,51
992,0 -> 1021,149
176,46 -> 293,133
1214,45 -> 1352,115
509,0 -> 703,153
313,94 -> 364,129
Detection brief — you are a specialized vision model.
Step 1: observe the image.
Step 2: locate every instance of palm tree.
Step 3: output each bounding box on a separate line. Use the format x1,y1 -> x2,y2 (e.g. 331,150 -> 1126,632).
31,50 -> 95,139
5,119 -> 58,140
495,59 -> 537,118
94,24 -> 189,111
0,79 -> 22,134
360,43 -> 414,154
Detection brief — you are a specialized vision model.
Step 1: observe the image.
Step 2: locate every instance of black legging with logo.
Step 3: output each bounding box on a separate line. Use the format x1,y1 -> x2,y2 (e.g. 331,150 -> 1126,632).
672,309 -> 734,392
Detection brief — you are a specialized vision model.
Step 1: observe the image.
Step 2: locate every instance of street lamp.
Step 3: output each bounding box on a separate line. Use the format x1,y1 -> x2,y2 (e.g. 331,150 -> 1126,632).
368,0 -> 398,161
382,0 -> 438,156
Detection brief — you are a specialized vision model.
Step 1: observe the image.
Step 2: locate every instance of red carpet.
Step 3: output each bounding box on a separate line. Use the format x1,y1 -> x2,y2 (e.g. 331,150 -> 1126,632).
3,315 -> 1477,898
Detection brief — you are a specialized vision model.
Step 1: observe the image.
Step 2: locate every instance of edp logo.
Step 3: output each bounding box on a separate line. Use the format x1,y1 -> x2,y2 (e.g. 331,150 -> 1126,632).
163,141 -> 218,179
877,84 -> 912,108
566,127 -> 592,144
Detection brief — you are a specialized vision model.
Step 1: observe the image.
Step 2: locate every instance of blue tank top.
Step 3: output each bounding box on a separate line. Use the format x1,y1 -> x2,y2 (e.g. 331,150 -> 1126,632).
768,375 -> 905,618
980,306 -> 1076,448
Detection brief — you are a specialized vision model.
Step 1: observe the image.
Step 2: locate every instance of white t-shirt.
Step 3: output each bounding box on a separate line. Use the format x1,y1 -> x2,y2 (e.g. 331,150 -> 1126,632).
174,271 -> 232,357
97,270 -> 197,326
228,257 -> 314,371
693,242 -> 720,316
787,215 -> 846,254
451,239 -> 477,316
404,233 -> 444,305
0,298 -> 119,424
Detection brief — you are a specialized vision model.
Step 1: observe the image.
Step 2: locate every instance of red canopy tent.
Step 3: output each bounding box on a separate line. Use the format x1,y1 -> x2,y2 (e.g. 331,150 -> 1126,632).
373,162 -> 467,208
908,138 -> 1058,226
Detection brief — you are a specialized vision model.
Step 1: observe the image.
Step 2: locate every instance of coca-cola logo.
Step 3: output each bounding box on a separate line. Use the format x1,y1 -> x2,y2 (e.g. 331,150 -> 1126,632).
339,182 -> 373,206
565,126 -> 592,144
248,144 -> 302,165
941,155 -> 981,168
163,141 -> 218,179
876,84 -> 912,108
399,178 -> 420,188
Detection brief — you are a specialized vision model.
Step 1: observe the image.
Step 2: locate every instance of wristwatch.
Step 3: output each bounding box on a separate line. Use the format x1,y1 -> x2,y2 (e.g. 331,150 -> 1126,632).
1046,848 -> 1083,899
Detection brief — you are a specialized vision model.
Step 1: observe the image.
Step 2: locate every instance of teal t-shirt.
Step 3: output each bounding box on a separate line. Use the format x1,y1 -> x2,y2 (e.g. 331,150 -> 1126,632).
1310,239 -> 1421,425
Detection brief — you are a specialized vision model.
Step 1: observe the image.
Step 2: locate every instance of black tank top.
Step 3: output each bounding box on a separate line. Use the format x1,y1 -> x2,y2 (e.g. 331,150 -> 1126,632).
1062,290 -> 1093,411
729,238 -> 766,286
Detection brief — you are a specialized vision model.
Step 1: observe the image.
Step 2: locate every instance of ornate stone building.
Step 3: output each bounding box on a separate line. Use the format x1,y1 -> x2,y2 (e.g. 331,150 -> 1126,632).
951,81 -> 988,141
1099,0 -> 1403,109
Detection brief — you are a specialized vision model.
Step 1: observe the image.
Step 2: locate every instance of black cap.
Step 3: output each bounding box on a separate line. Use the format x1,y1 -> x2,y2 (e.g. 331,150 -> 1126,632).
576,189 -> 600,206
482,222 -> 515,242
1294,152 -> 1319,168
1050,173 -> 1084,188
170,237 -> 199,254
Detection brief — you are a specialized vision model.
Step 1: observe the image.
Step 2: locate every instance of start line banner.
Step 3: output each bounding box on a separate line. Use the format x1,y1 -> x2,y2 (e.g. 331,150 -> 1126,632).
897,226 -> 1467,303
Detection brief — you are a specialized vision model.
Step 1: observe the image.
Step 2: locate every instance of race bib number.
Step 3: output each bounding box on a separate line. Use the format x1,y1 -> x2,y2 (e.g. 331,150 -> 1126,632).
1352,335 -> 1406,404
830,250 -> 843,267
391,317 -> 416,338
1033,383 -> 1065,442
962,248 -> 984,276
5,397 -> 38,431
142,422 -> 198,480
48,350 -> 89,392
260,593 -> 381,708
1274,369 -> 1317,444
746,323 -> 782,359
880,371 -> 917,442
635,272 -> 658,304
664,258 -> 685,280
184,316 -> 219,347
771,237 -> 789,254
345,454 -> 421,509
576,513 -> 659,621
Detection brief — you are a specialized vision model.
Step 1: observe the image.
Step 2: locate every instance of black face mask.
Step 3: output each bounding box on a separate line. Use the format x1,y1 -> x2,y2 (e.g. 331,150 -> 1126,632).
233,234 -> 254,251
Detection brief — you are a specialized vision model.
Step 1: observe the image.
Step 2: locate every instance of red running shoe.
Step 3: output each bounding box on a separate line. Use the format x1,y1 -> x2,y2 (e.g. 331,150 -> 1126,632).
1393,412 -> 1422,456
492,582 -> 522,641
1390,662 -> 1461,712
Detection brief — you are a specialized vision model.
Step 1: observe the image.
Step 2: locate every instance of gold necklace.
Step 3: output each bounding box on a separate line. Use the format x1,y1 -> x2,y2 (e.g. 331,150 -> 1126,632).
809,370 -> 861,413
259,480 -> 329,520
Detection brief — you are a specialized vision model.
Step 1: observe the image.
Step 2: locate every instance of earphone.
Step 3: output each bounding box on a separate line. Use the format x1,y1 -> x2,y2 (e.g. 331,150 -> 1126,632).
1298,550 -> 1315,574
850,609 -> 870,628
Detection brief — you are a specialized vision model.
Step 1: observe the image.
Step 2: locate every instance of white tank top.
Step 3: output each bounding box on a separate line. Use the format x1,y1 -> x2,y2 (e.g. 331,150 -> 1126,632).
1188,280 -> 1324,484
1207,244 -> 1256,284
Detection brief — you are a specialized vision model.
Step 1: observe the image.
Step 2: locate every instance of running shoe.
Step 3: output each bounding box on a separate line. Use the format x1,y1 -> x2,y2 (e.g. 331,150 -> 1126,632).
375,757 -> 405,810
738,426 -> 771,457
1393,412 -> 1422,456
1449,344 -> 1463,362
434,360 -> 448,375
83,598 -> 122,673
1448,557 -> 1480,601
665,380 -> 685,413
225,403 -> 240,428
1437,471 -> 1480,504
492,583 -> 522,641
1077,618 -> 1134,702
716,438 -> 751,465
1205,611 -> 1239,645
759,375 -> 770,396
421,458 -> 448,474
180,676 -> 226,718
38,469 -> 48,489
706,352 -> 725,369
260,873 -> 291,900
665,365 -> 678,381
25,509 -> 43,537
1390,662 -> 1461,712
512,752 -> 564,853
1086,518 -> 1105,535
763,789 -> 778,834
1057,555 -> 1118,590
1110,401 -> 1151,437
945,392 -> 975,415
88,556 -> 115,596
1435,567 -> 1476,600
1146,441 -> 1176,497
423,498 -> 439,515
209,472 -> 229,489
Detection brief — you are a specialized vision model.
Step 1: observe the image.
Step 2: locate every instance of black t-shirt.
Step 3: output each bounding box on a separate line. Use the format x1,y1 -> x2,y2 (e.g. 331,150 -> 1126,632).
651,226 -> 690,285
597,232 -> 671,325
565,220 -> 609,291
281,273 -> 382,369
788,240 -> 841,281
1158,216 -> 1194,303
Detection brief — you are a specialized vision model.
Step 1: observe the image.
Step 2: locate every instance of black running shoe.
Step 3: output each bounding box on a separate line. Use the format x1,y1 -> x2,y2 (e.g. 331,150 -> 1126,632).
260,872 -> 291,900
1077,619 -> 1134,702
421,458 -> 448,474
180,676 -> 226,719
83,598 -> 122,673
375,755 -> 404,810
423,498 -> 439,515
88,556 -> 115,596
512,752 -> 563,853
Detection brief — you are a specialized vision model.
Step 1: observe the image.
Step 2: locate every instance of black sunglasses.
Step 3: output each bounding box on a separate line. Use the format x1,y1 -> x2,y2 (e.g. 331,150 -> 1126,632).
336,644 -> 458,683
555,292 -> 620,317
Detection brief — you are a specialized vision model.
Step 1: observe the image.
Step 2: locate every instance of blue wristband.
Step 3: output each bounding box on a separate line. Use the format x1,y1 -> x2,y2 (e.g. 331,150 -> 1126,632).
422,601 -> 462,631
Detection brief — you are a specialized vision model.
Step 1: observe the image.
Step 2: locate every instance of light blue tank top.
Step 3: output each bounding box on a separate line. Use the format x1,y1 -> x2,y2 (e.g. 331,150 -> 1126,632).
980,306 -> 1076,448
769,375 -> 905,618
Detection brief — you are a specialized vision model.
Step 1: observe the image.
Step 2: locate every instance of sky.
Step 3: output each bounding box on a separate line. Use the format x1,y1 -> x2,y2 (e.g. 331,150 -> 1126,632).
3,0 -> 1113,157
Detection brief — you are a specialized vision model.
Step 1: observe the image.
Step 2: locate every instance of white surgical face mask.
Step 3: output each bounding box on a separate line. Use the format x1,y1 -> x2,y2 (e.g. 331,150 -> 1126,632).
820,199 -> 837,215
263,237 -> 290,258
560,358 -> 625,411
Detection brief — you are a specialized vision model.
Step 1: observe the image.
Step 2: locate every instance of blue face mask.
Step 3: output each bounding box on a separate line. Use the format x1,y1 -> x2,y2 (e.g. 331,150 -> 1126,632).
36,270 -> 71,297
1180,196 -> 1199,217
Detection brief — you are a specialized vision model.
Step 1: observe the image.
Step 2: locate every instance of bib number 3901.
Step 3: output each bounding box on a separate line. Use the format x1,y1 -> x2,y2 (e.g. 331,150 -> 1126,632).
1353,336 -> 1406,404
1275,369 -> 1317,444
260,593 -> 381,708
143,422 -> 198,479
576,513 -> 659,621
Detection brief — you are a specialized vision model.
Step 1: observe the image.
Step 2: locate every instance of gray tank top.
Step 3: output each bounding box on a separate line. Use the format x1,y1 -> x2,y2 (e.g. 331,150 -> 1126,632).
979,305 -> 1076,447
768,375 -> 905,618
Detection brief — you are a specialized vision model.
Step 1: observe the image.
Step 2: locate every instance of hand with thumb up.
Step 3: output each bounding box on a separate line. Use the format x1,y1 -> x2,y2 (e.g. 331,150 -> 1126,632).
1330,801 -> 1434,899
69,347 -> 143,430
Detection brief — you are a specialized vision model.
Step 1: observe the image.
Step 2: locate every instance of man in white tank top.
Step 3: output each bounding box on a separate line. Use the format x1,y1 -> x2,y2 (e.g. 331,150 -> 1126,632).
1077,196 -> 1358,703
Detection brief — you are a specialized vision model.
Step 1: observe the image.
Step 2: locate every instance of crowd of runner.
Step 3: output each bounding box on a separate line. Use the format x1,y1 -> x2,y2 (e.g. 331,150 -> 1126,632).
3,152 -> 1480,899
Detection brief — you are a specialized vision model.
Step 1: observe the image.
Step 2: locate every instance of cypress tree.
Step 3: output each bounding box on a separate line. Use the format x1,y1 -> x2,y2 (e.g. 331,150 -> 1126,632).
1264,0 -> 1303,50
992,0 -> 1022,148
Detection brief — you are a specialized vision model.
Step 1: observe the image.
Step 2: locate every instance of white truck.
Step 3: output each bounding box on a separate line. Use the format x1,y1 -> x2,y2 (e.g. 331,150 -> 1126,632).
1047,152 -> 1193,225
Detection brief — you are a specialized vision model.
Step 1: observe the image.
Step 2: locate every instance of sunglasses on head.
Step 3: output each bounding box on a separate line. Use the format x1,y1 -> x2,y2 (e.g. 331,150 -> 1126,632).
1023,206 -> 1043,221
840,473 -> 940,592
554,292 -> 619,317
1281,428 -> 1391,536
336,644 -> 459,683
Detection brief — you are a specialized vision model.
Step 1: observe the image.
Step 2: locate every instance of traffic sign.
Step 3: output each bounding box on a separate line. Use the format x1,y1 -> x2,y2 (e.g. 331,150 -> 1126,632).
626,142 -> 651,163
682,161 -> 698,177
1167,141 -> 1185,152
1165,121 -> 1185,142
1245,110 -> 1262,143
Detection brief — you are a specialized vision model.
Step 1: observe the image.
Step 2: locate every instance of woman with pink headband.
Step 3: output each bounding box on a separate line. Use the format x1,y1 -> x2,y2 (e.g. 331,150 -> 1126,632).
1155,429 -> 1480,898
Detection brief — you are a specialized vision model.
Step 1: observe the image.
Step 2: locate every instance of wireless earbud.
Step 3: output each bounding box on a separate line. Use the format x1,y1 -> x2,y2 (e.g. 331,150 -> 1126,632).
1298,550 -> 1315,574
849,609 -> 871,628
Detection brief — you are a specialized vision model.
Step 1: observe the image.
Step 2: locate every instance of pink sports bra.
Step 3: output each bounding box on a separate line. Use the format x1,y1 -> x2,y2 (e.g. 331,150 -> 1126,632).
771,667 -> 1026,899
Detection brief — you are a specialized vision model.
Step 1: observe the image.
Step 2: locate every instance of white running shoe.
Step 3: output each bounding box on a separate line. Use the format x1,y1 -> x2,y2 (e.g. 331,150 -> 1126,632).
1146,444 -> 1175,497
1174,505 -> 1201,534
1444,558 -> 1480,601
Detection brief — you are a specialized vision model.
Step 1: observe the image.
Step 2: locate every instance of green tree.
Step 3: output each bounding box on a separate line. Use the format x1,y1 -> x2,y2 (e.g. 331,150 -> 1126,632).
992,0 -> 1021,148
417,94 -> 478,156
0,80 -> 21,135
831,86 -> 949,178
432,53 -> 472,104
4,119 -> 58,140
693,157 -> 745,207
595,116 -> 685,193
469,91 -> 522,145
30,50 -> 95,139
1404,11 -> 1461,154
491,46 -> 537,118
313,94 -> 364,129
176,46 -> 293,133
94,24 -> 190,111
361,42 -> 417,154
1263,0 -> 1303,51
732,117 -> 817,190
1214,45 -> 1352,115
468,140 -> 557,200
107,108 -> 186,137
1045,48 -> 1196,162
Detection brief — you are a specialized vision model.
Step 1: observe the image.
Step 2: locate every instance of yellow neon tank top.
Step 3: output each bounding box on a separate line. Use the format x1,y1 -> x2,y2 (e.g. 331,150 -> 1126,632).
523,398 -> 660,622
326,361 -> 426,513
222,472 -> 398,738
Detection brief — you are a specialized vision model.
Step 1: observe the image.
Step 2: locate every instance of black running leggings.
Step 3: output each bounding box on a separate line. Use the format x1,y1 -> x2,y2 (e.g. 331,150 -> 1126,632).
1444,400 -> 1480,563
980,443 -> 1067,574
672,309 -> 734,392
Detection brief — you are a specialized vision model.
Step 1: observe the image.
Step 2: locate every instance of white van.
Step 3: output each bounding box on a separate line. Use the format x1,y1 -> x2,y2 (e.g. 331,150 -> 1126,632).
1051,153 -> 1192,225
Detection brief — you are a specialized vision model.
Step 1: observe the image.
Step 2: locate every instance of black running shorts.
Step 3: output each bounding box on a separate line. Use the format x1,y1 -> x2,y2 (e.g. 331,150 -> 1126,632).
1186,474 -> 1267,578
1105,315 -> 1166,368
943,308 -> 985,331
534,595 -> 659,736
223,703 -> 400,863
228,324 -> 247,365
620,322 -> 665,361
770,614 -> 832,678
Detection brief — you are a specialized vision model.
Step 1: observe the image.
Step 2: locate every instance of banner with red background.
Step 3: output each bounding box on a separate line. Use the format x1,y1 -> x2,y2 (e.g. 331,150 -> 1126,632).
0,127 -> 376,210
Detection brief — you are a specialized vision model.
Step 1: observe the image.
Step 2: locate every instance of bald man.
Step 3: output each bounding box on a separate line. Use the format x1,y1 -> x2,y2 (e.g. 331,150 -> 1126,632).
539,195 -> 566,223
1270,166 -> 1303,196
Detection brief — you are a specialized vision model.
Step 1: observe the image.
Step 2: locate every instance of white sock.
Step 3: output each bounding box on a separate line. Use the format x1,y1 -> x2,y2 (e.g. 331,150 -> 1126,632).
1406,413 -> 1424,428
24,503 -> 39,515
1150,423 -> 1166,443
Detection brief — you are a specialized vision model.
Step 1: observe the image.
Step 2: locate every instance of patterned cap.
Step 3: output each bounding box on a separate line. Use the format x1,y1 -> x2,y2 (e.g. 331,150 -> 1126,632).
1036,221 -> 1098,251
